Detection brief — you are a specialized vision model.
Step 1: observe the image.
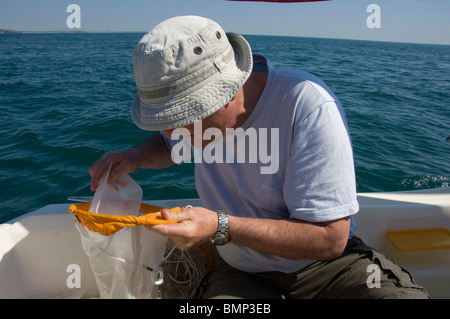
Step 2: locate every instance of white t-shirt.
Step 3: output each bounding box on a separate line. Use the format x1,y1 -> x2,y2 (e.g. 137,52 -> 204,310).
163,56 -> 359,273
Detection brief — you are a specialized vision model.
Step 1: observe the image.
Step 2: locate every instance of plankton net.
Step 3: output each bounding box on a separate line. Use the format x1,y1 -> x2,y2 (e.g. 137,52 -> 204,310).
68,165 -> 210,298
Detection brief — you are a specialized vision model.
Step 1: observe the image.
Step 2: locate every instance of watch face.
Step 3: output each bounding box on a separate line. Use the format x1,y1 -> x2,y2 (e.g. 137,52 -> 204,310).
211,233 -> 230,246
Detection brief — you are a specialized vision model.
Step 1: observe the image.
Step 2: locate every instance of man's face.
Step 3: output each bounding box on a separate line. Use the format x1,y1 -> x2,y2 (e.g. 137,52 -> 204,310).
162,107 -> 227,148
162,87 -> 244,148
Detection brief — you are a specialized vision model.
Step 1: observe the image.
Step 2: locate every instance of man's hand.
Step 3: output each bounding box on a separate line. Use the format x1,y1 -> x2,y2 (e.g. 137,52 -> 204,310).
148,207 -> 218,250
89,133 -> 174,191
89,147 -> 145,191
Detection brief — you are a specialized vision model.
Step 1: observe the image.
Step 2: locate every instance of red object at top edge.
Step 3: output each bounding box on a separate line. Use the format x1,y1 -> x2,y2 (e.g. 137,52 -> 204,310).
227,0 -> 330,3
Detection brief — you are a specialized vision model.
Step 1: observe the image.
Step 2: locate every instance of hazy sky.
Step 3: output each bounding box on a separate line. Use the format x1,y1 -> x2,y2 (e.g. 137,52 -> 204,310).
1,0 -> 449,45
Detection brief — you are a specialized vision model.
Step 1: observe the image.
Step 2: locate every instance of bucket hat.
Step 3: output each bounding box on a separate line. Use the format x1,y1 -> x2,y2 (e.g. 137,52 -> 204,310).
131,16 -> 253,131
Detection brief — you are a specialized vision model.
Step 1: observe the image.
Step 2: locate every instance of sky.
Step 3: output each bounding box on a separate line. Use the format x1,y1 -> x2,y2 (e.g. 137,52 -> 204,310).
1,0 -> 449,45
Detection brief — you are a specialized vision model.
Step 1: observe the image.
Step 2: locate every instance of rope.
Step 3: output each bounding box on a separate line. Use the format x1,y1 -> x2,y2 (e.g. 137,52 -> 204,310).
75,204 -> 204,297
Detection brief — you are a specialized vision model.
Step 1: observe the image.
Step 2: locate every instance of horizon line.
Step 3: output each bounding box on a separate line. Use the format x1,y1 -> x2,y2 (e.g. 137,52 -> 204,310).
1,29 -> 449,47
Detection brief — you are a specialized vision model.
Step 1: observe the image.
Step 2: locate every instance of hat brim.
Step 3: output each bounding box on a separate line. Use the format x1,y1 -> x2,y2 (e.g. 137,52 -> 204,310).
131,33 -> 253,131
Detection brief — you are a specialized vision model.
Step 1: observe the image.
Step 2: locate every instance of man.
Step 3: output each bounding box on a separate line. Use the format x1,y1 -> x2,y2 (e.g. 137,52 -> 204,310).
89,16 -> 429,298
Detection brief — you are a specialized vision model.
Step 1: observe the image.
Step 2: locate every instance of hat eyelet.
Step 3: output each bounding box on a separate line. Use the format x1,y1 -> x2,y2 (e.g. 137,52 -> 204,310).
216,31 -> 222,39
194,46 -> 203,55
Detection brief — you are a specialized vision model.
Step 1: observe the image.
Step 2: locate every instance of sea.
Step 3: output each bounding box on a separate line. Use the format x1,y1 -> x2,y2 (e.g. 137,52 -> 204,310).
1,33 -> 449,223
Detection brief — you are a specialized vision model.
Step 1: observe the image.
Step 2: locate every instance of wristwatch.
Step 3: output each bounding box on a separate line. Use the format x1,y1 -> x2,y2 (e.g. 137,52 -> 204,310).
210,210 -> 231,246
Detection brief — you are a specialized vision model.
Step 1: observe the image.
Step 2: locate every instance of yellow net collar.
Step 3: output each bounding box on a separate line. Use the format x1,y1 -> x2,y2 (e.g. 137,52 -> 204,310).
68,202 -> 181,236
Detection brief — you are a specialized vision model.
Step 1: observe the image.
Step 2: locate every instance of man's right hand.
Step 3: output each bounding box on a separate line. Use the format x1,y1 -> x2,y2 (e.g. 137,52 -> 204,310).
89,147 -> 144,191
89,133 -> 175,191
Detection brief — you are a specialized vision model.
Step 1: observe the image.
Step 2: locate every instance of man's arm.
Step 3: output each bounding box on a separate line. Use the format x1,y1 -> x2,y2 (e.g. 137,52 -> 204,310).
89,132 -> 174,190
150,207 -> 350,261
228,214 -> 350,260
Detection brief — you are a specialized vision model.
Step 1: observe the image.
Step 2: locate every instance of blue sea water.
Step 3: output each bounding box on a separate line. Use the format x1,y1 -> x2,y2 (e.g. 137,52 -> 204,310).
1,33 -> 449,223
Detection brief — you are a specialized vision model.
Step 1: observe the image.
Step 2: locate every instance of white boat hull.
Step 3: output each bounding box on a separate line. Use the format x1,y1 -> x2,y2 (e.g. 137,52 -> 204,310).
1,189 -> 449,299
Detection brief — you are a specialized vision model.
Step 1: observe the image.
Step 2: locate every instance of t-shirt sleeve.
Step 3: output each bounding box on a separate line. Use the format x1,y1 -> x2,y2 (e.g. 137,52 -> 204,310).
283,100 -> 359,223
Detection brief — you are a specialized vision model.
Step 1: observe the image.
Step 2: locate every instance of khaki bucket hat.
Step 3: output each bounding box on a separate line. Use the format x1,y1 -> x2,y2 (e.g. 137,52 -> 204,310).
131,16 -> 253,131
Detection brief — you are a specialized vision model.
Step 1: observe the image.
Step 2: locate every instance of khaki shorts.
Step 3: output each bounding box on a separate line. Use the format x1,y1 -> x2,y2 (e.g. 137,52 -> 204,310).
197,236 -> 430,299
